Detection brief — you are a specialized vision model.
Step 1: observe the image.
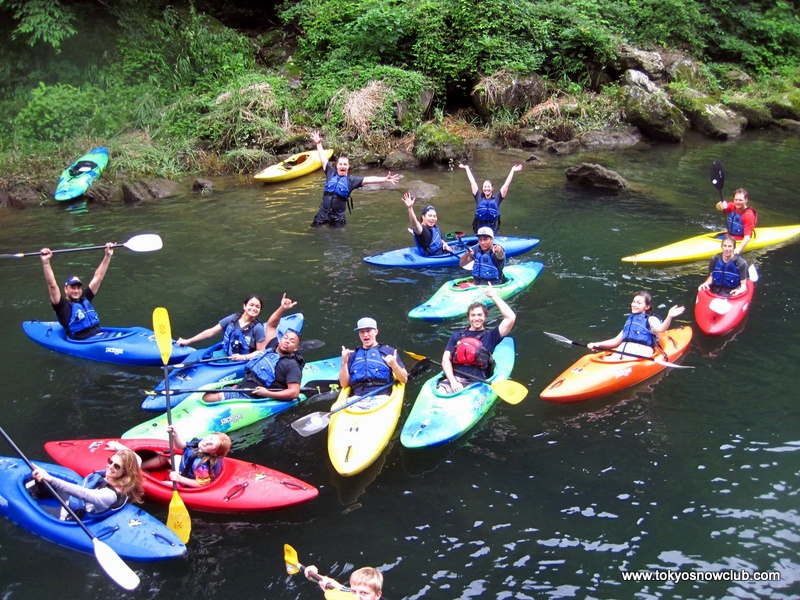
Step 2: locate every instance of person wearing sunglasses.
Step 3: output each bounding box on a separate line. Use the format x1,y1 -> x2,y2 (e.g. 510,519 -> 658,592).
30,449 -> 144,519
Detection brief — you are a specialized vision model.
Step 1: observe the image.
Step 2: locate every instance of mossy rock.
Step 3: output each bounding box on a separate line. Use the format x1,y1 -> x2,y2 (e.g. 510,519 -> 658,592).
766,90 -> 800,120
723,96 -> 772,128
412,123 -> 468,165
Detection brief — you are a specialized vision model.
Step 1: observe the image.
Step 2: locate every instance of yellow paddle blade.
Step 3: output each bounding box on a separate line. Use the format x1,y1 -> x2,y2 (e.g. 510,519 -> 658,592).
491,379 -> 529,404
283,544 -> 300,575
167,490 -> 191,544
404,350 -> 426,361
324,589 -> 355,599
152,307 -> 173,366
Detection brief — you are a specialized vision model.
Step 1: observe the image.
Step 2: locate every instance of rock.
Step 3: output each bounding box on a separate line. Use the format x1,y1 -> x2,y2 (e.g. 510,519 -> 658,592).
775,119 -> 800,132
383,150 -> 418,170
547,139 -> 581,155
395,87 -> 435,129
766,91 -> 800,120
723,97 -> 772,129
402,180 -> 440,199
720,68 -> 755,89
192,178 -> 214,193
471,71 -> 546,119
565,163 -> 629,190
518,129 -> 550,149
692,104 -> 747,139
615,45 -> 665,80
2,185 -> 41,209
664,53 -> 705,87
122,178 -> 181,204
622,70 -> 689,142
578,125 -> 643,149
83,181 -> 119,205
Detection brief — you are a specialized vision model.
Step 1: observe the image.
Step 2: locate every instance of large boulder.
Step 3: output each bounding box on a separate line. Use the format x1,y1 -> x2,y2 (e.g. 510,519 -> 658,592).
578,125 -> 643,149
0,185 -> 41,209
122,178 -> 181,204
83,181 -> 119,205
766,91 -> 800,120
663,53 -> 705,88
471,71 -> 546,119
723,96 -> 773,129
383,150 -> 418,170
402,180 -> 440,200
693,104 -> 748,139
614,45 -> 665,81
621,70 -> 689,142
565,163 -> 629,190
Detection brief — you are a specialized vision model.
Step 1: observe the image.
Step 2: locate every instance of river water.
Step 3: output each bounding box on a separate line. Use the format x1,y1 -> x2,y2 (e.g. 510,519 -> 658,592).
1,130 -> 799,599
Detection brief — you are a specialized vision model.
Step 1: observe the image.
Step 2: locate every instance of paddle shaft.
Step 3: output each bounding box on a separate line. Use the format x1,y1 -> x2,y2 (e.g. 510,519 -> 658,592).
167,339 -> 325,370
570,339 -> 673,363
291,381 -> 396,435
1,234 -> 162,259
144,384 -> 332,397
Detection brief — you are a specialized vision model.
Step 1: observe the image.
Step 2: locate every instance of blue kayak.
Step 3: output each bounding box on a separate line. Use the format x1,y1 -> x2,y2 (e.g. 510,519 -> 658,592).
54,147 -> 109,202
363,235 -> 539,268
141,313 -> 305,411
401,337 -> 516,448
22,320 -> 195,366
123,354 -> 342,441
0,457 -> 186,562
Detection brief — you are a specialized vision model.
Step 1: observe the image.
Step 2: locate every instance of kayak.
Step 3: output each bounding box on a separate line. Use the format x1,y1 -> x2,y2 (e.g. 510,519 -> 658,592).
22,320 -> 195,366
408,261 -> 544,321
141,313 -> 305,411
695,279 -> 755,336
54,147 -> 109,201
45,438 -> 318,513
123,354 -> 342,442
540,326 -> 693,403
400,337 -> 516,448
364,235 -> 540,269
0,457 -> 186,561
621,225 -> 800,264
328,383 -> 405,477
254,149 -> 333,182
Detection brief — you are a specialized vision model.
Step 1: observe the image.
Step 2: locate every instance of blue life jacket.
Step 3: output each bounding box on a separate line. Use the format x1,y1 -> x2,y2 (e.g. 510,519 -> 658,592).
222,316 -> 260,355
727,207 -> 757,237
68,470 -> 125,518
349,345 -> 393,386
67,298 -> 100,336
711,256 -> 742,289
475,194 -> 501,227
472,247 -> 504,282
621,313 -> 656,347
179,439 -> 222,481
324,174 -> 351,200
415,225 -> 444,255
245,351 -> 282,387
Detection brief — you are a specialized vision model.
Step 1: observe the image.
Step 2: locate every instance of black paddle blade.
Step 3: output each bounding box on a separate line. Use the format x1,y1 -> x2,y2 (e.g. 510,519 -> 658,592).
409,358 -> 433,378
710,160 -> 724,193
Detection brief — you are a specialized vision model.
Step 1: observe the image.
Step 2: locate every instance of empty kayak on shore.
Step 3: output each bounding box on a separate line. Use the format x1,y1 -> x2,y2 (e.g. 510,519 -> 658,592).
22,320 -> 194,366
621,225 -> 800,264
45,438 -> 318,513
254,150 -> 332,182
54,147 -> 109,201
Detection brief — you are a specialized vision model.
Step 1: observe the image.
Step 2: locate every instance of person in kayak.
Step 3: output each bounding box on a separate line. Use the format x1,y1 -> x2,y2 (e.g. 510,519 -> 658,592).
587,291 -> 685,359
340,317 -> 408,402
438,285 -> 516,394
459,162 -> 523,233
201,328 -> 304,403
40,242 -> 114,339
309,130 -> 400,227
698,235 -> 748,298
402,191 -> 453,256
716,187 -> 757,254
460,227 -> 506,285
30,448 -> 144,520
304,564 -> 384,599
139,427 -> 232,488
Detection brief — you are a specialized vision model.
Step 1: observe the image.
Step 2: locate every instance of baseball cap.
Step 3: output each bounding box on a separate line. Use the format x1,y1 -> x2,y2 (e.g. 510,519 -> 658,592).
476,227 -> 494,238
64,276 -> 83,286
354,317 -> 378,330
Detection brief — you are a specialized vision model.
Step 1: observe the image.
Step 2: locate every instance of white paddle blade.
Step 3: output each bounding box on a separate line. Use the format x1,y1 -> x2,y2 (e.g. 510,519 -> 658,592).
291,412 -> 330,437
124,234 -> 163,253
93,538 -> 140,590
748,263 -> 759,282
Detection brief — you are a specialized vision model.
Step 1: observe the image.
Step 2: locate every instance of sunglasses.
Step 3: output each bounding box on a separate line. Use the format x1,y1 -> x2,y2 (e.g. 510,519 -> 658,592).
107,458 -> 124,470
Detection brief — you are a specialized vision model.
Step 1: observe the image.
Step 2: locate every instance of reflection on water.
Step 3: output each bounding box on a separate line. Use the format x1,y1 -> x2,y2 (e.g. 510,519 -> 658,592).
2,132 -> 800,597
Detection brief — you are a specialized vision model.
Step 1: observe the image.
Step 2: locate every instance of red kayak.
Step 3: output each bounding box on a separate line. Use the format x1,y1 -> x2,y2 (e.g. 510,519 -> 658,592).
694,279 -> 755,336
44,438 -> 318,513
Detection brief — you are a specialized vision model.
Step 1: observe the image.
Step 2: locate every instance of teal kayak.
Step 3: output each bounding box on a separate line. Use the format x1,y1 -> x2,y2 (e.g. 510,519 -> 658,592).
54,147 -> 109,201
121,354 -> 342,441
408,261 -> 544,320
400,337 -> 516,448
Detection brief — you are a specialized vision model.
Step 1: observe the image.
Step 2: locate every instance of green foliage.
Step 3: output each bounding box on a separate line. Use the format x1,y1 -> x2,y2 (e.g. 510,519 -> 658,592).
412,122 -> 465,164
1,0 -> 77,50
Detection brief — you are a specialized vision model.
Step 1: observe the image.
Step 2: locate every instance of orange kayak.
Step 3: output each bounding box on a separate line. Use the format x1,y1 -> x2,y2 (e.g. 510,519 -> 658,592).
540,326 -> 693,403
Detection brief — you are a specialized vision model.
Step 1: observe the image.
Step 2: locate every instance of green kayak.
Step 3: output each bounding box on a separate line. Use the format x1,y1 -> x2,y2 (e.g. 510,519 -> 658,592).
54,147 -> 109,201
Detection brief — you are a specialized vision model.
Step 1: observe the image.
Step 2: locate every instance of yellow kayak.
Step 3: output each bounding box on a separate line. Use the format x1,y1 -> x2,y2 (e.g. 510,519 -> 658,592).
253,149 -> 333,183
328,383 -> 404,477
621,224 -> 800,263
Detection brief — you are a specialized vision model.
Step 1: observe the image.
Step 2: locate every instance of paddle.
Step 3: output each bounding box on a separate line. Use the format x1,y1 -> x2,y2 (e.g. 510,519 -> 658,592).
152,307 -> 191,544
710,160 -> 724,201
290,380 -> 397,437
0,426 -> 140,591
0,233 -> 163,259
543,331 -> 694,369
283,543 -> 355,599
141,382 -> 336,398
403,350 -> 528,404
